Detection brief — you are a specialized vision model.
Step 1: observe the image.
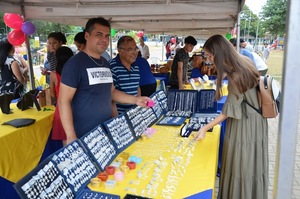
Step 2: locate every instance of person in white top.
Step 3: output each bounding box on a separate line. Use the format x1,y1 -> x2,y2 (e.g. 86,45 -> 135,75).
251,52 -> 268,76
263,43 -> 271,63
137,36 -> 150,60
240,39 -> 254,52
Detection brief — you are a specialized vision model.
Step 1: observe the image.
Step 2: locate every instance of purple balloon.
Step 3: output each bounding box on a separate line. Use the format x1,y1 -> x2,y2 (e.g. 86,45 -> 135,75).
21,21 -> 36,35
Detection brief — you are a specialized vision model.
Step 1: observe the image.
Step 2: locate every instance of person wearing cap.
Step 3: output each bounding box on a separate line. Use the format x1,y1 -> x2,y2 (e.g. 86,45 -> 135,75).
169,36 -> 197,90
240,39 -> 254,52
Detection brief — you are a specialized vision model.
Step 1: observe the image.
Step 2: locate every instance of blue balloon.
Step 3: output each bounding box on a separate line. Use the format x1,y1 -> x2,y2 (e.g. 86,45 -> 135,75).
21,21 -> 35,35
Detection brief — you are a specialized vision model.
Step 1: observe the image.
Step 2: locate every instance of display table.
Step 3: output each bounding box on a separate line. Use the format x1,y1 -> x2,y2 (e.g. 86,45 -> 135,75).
0,105 -> 55,183
88,124 -> 221,199
153,72 -> 170,85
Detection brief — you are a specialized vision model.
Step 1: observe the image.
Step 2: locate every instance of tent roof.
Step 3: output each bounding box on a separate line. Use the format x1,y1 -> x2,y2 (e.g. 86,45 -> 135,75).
0,0 -> 245,37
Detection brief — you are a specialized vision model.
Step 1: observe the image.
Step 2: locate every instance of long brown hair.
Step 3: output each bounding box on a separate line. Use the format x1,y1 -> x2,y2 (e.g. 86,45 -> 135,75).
203,35 -> 259,100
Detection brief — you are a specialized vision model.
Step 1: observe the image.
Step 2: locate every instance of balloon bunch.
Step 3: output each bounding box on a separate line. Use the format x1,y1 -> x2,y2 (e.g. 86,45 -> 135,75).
3,13 -> 36,46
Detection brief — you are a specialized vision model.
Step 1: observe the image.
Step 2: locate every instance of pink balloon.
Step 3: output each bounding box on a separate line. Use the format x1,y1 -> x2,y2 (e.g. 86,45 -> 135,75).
137,31 -> 144,37
22,21 -> 36,35
8,29 -> 26,46
171,37 -> 176,44
4,13 -> 24,30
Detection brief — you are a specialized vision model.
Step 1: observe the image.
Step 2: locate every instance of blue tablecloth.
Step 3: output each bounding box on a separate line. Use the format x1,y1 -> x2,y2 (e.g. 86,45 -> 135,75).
153,72 -> 170,85
217,96 -> 227,176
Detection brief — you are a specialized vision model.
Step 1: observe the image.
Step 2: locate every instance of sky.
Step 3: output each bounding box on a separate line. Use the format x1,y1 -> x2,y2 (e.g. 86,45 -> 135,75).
245,0 -> 267,14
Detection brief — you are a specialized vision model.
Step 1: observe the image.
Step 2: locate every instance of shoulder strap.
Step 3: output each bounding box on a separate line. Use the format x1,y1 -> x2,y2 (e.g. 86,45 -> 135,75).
243,95 -> 262,115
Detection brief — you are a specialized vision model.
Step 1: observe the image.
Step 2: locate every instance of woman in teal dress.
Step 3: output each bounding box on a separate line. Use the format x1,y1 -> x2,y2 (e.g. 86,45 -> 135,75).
194,35 -> 268,199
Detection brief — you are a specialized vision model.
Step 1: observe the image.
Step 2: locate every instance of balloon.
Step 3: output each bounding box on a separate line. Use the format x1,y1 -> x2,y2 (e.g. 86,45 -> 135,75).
137,31 -> 144,37
3,13 -> 24,30
225,33 -> 232,40
111,28 -> 116,37
171,37 -> 176,44
22,21 -> 36,35
7,29 -> 26,46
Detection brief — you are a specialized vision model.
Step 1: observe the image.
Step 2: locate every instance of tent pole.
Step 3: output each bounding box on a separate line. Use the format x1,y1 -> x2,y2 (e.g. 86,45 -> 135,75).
21,2 -> 35,90
274,0 -> 300,198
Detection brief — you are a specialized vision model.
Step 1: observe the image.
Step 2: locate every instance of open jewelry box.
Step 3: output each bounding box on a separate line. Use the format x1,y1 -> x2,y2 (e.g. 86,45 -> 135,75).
14,125 -> 120,199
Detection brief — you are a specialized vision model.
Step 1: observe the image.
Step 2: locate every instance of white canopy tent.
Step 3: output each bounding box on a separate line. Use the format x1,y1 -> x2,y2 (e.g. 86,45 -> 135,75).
0,0 -> 244,36
0,0 -> 246,88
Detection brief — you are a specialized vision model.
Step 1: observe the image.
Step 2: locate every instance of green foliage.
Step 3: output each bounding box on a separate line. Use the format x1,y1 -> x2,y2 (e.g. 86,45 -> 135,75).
261,0 -> 287,37
66,34 -> 75,45
241,0 -> 287,40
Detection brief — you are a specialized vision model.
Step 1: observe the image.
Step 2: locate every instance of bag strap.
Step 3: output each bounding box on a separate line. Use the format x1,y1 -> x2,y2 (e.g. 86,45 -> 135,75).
243,95 -> 262,115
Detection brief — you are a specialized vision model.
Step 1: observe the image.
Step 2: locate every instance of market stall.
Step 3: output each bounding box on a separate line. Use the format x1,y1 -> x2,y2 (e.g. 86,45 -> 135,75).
13,89 -> 222,199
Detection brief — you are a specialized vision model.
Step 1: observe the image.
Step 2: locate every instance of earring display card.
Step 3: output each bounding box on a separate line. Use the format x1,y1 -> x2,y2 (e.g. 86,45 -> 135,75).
14,159 -> 74,199
80,125 -> 118,171
167,90 -> 198,117
150,90 -> 168,114
196,89 -> 217,113
156,116 -> 186,126
103,114 -> 135,152
140,106 -> 157,127
125,106 -> 157,139
76,190 -> 120,199
50,141 -> 99,194
186,113 -> 219,131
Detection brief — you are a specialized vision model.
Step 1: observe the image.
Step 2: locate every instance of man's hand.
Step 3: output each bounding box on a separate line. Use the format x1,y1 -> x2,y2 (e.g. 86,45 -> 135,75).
136,96 -> 150,108
66,134 -> 77,145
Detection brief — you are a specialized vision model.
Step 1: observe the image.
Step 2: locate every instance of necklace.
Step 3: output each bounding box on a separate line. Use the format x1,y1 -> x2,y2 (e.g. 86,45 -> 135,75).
87,53 -> 104,67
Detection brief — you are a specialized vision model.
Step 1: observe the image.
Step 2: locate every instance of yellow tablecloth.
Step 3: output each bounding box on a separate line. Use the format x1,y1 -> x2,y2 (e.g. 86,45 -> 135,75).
0,104 -> 54,183
89,124 -> 220,199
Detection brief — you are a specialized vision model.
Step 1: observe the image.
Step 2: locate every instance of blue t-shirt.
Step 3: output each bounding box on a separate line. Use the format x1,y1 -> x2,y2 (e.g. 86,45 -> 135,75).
110,54 -> 140,114
240,49 -> 255,63
61,51 -> 112,138
134,56 -> 156,86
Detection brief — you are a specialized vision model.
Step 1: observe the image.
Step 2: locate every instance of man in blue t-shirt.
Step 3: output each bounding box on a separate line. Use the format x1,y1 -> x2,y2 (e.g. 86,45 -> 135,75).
229,38 -> 255,63
110,36 -> 141,115
58,18 -> 149,144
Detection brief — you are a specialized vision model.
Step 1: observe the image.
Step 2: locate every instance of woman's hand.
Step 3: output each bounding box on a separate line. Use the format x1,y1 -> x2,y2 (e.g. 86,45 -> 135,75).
194,127 -> 207,141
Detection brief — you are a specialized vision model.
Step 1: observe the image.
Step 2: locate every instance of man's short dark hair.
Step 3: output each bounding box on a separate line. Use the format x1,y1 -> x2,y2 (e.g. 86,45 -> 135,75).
117,35 -> 135,48
74,32 -> 86,44
184,36 -> 197,46
84,17 -> 111,34
229,38 -> 237,47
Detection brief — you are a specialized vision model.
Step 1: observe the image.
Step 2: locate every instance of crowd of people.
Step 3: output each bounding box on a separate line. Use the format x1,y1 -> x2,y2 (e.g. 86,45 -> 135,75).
0,16 -> 273,199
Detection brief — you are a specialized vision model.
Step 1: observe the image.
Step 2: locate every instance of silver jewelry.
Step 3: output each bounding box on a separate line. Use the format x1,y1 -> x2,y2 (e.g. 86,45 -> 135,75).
86,53 -> 104,67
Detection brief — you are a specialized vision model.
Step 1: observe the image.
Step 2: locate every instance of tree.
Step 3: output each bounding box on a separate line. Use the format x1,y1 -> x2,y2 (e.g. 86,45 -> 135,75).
260,0 -> 287,38
240,5 -> 259,41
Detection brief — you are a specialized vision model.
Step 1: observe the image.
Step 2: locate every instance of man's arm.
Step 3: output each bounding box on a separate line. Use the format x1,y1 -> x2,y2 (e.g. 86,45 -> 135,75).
145,45 -> 150,59
111,85 -> 148,107
137,86 -> 141,97
177,61 -> 184,89
58,83 -> 77,145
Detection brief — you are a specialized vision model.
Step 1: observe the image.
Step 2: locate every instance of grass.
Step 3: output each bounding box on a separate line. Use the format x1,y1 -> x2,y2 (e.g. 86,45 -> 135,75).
266,50 -> 284,83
